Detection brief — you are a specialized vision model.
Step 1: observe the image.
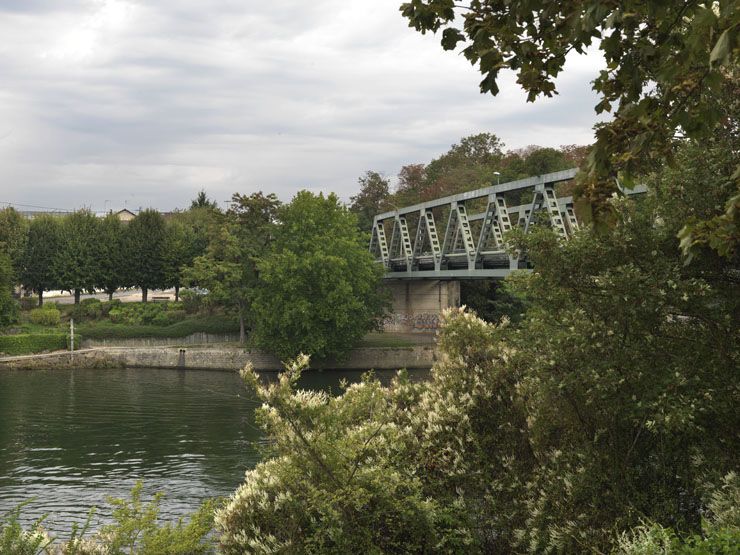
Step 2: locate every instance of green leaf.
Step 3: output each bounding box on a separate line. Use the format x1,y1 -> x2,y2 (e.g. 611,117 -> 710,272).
710,29 -> 731,66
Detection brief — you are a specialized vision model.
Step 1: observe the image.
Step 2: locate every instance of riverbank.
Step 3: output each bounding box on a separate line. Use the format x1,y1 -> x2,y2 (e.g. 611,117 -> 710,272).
0,344 -> 437,371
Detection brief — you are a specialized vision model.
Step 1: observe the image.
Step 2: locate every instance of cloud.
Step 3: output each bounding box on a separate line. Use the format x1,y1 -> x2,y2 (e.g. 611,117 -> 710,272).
0,0 -> 608,212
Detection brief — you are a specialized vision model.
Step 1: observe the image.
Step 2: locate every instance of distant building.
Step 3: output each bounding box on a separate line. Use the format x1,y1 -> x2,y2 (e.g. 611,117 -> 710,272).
114,208 -> 136,222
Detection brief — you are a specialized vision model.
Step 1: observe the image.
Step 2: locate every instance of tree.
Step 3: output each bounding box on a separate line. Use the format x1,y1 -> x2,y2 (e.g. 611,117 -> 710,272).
425,132 -> 504,183
400,1 -> 739,215
97,213 -> 127,301
424,132 -> 505,198
0,207 -> 28,282
251,191 -> 388,360
126,209 -> 168,302
164,219 -> 192,302
55,210 -> 100,304
0,253 -> 18,327
349,171 -> 391,232
190,190 -> 219,210
394,163 -> 427,206
20,215 -> 62,306
184,192 -> 280,342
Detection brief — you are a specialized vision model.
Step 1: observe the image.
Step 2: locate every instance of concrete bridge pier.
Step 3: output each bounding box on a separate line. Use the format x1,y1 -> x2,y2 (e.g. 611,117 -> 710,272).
382,280 -> 460,334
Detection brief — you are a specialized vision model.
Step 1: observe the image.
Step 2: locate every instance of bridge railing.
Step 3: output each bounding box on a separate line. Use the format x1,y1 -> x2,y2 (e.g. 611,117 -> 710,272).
370,168 -> 581,280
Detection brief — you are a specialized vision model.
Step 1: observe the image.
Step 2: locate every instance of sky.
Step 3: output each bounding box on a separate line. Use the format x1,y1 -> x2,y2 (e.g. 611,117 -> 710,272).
0,0 -> 608,213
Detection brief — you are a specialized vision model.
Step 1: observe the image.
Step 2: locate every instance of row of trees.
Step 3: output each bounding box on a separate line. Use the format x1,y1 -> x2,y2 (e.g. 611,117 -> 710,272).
348,138 -> 587,231
0,202 -> 220,306
0,189 -> 388,360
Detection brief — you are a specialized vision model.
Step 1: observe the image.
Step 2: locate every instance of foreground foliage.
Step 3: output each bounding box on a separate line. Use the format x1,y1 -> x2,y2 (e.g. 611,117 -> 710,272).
0,483 -> 214,555
218,138 -> 738,553
400,0 -> 738,220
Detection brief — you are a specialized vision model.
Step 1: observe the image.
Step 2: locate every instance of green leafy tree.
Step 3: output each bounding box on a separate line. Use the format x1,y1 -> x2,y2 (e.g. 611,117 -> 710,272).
393,163 -> 427,206
166,205 -> 224,302
0,253 -> 18,327
251,191 -> 388,360
0,207 -> 28,282
400,1 -> 739,216
184,224 -> 251,343
190,189 -> 219,210
125,209 -> 168,302
20,215 -> 62,306
184,192 -> 280,342
164,219 -> 193,302
349,171 -> 391,232
97,213 -> 128,301
55,210 -> 101,304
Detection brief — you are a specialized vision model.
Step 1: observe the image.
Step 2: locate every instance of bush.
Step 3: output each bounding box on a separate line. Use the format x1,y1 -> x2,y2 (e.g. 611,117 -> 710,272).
19,297 -> 37,311
151,312 -> 171,326
0,295 -> 18,328
216,358 -> 473,553
1,483 -> 215,554
0,333 -> 66,355
81,298 -> 103,319
69,298 -> 104,322
67,333 -> 83,350
617,474 -> 740,553
180,289 -> 205,314
29,306 -> 61,326
0,502 -> 53,555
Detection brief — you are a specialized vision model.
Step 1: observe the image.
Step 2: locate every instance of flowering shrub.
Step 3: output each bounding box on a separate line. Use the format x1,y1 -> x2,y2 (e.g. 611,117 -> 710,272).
216,356 -> 473,553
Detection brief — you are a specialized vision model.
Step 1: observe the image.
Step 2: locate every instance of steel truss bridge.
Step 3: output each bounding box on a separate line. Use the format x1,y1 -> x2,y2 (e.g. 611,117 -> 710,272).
370,168 -> 644,280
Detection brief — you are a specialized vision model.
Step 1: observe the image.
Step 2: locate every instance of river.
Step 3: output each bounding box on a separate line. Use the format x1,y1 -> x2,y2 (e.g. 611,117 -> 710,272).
0,366 -> 401,537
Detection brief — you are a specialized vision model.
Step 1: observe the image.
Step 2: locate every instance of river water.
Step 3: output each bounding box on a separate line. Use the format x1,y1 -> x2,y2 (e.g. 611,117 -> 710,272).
0,366 -> 398,537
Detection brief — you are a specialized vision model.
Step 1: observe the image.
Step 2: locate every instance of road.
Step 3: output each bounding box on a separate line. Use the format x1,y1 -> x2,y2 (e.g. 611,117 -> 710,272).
44,288 -> 177,304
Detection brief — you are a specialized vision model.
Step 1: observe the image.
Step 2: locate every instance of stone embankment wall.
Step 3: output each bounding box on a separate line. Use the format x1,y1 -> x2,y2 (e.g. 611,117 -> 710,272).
81,332 -> 241,348
0,346 -> 436,372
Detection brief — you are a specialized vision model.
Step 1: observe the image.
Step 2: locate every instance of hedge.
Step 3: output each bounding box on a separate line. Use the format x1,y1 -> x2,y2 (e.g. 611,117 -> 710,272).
0,334 -> 67,356
77,315 -> 239,340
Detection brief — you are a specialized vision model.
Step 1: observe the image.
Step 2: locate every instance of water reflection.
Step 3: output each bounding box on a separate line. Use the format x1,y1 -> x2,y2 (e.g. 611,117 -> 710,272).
0,366 -> 408,535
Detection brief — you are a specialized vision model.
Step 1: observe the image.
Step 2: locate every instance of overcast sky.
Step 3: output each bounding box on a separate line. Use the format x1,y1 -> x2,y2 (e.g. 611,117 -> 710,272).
0,0 -> 608,213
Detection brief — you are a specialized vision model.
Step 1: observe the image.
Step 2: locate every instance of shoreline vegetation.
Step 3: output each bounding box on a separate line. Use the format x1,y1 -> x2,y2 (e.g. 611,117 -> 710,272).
0,297 -> 427,364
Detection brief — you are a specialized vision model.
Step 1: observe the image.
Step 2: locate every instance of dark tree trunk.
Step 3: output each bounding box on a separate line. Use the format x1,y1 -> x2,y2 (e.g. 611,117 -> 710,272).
142,287 -> 148,302
74,289 -> 81,304
38,290 -> 43,307
108,290 -> 114,302
175,285 -> 180,302
239,314 -> 246,344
